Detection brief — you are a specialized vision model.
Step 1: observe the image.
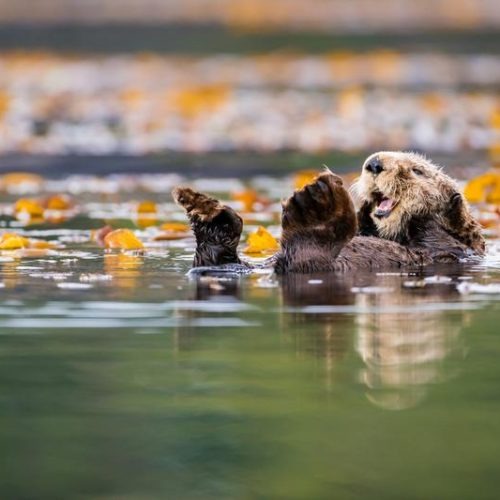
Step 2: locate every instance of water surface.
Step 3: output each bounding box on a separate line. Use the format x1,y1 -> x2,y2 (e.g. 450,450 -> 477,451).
0,173 -> 499,499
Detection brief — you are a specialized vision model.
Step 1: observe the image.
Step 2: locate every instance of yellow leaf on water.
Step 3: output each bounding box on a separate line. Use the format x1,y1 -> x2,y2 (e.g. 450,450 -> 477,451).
0,232 -> 21,242
154,233 -> 188,241
104,229 -> 144,250
491,109 -> 500,129
0,91 -> 10,118
464,172 -> 500,204
293,170 -> 318,190
1,172 -> 43,190
45,194 -> 72,210
160,222 -> 189,232
14,198 -> 44,217
135,216 -> 158,228
137,200 -> 157,213
120,88 -> 146,108
136,201 -> 158,226
169,84 -> 230,118
0,234 -> 29,250
30,240 -> 57,249
0,232 -> 58,250
232,190 -> 258,212
243,226 -> 279,255
155,222 -> 190,240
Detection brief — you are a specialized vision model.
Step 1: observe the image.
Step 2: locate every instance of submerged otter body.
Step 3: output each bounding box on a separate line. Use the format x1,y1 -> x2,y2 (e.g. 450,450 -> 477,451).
173,152 -> 485,274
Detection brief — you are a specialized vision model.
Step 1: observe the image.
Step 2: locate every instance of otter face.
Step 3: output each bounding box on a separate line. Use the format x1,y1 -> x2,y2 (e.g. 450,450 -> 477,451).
356,151 -> 462,241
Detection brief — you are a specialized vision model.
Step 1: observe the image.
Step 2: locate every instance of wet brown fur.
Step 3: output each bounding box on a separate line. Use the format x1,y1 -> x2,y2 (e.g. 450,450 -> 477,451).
354,151 -> 485,254
172,187 -> 243,267
173,152 -> 485,273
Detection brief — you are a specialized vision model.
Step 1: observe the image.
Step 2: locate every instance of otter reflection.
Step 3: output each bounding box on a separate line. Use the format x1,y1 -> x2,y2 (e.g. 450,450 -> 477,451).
279,273 -> 354,366
185,270 -> 467,410
280,271 -> 467,410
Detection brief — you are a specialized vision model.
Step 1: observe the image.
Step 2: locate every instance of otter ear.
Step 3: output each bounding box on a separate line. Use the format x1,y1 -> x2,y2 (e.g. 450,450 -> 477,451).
357,200 -> 379,237
449,191 -> 463,209
444,191 -> 465,227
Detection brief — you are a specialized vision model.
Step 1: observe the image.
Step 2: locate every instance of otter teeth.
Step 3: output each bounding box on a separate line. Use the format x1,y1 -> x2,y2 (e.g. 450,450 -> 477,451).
374,197 -> 396,218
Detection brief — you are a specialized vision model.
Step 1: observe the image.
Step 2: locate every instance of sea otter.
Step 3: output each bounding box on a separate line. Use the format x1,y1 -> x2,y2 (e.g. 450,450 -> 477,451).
172,152 -> 485,274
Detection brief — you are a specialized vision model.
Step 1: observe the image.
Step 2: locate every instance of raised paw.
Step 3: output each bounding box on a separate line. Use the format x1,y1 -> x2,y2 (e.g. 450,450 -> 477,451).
172,187 -> 224,222
442,190 -> 485,255
281,170 -> 356,242
172,187 -> 244,267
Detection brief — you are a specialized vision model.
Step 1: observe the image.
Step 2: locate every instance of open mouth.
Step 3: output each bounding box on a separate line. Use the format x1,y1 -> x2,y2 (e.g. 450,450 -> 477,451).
374,195 -> 398,218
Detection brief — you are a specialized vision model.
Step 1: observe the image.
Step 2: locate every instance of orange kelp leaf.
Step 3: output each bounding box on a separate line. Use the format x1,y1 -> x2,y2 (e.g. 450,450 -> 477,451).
464,172 -> 500,204
14,198 -> 44,217
160,222 -> 189,232
337,86 -> 363,119
45,194 -> 72,210
155,222 -> 190,241
243,226 -> 279,255
29,239 -> 57,249
135,200 -> 158,227
1,172 -> 43,191
0,91 -> 10,118
154,233 -> 189,241
137,200 -> 157,213
136,217 -> 158,228
232,190 -> 258,211
0,233 -> 29,250
491,109 -> 500,129
293,170 -> 318,190
119,88 -> 146,108
104,229 -> 144,250
421,92 -> 446,113
170,84 -> 230,117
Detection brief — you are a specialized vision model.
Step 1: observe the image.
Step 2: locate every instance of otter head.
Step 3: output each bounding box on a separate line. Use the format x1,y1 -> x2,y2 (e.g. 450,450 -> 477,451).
356,151 -> 485,254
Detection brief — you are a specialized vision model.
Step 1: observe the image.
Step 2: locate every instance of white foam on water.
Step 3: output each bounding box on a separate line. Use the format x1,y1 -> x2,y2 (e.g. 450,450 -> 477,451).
57,282 -> 94,290
284,302 -> 484,314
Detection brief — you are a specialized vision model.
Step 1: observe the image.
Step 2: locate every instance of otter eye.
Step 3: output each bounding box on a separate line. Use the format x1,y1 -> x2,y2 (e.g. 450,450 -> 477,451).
412,168 -> 425,176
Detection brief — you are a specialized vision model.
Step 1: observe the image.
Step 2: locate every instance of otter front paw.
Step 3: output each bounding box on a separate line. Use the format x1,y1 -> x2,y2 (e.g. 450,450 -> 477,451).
172,187 -> 243,267
442,191 -> 486,255
281,170 -> 357,244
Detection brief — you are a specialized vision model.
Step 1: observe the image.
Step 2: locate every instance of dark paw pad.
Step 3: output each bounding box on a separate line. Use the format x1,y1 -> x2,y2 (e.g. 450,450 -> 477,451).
282,171 -> 352,232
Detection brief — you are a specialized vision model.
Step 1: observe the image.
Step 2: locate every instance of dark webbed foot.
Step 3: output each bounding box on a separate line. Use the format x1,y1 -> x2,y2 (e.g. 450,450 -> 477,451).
277,170 -> 357,273
172,187 -> 244,267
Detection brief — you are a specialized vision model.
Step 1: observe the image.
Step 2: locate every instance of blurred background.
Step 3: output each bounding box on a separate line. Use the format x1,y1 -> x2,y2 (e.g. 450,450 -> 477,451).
0,0 -> 499,175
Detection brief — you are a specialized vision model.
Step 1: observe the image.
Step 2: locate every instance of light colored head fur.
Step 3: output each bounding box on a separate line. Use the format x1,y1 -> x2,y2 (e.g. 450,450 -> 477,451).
354,151 -> 485,253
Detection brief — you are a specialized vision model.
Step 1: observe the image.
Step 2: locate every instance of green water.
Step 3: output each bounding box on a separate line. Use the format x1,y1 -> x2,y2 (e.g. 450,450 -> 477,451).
1,245 -> 499,499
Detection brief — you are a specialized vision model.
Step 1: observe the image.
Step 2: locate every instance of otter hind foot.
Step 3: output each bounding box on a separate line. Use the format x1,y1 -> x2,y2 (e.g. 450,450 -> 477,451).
172,187 -> 244,267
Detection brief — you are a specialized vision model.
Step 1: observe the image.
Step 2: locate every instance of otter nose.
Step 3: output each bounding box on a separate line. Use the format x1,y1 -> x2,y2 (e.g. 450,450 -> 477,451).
365,157 -> 383,175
